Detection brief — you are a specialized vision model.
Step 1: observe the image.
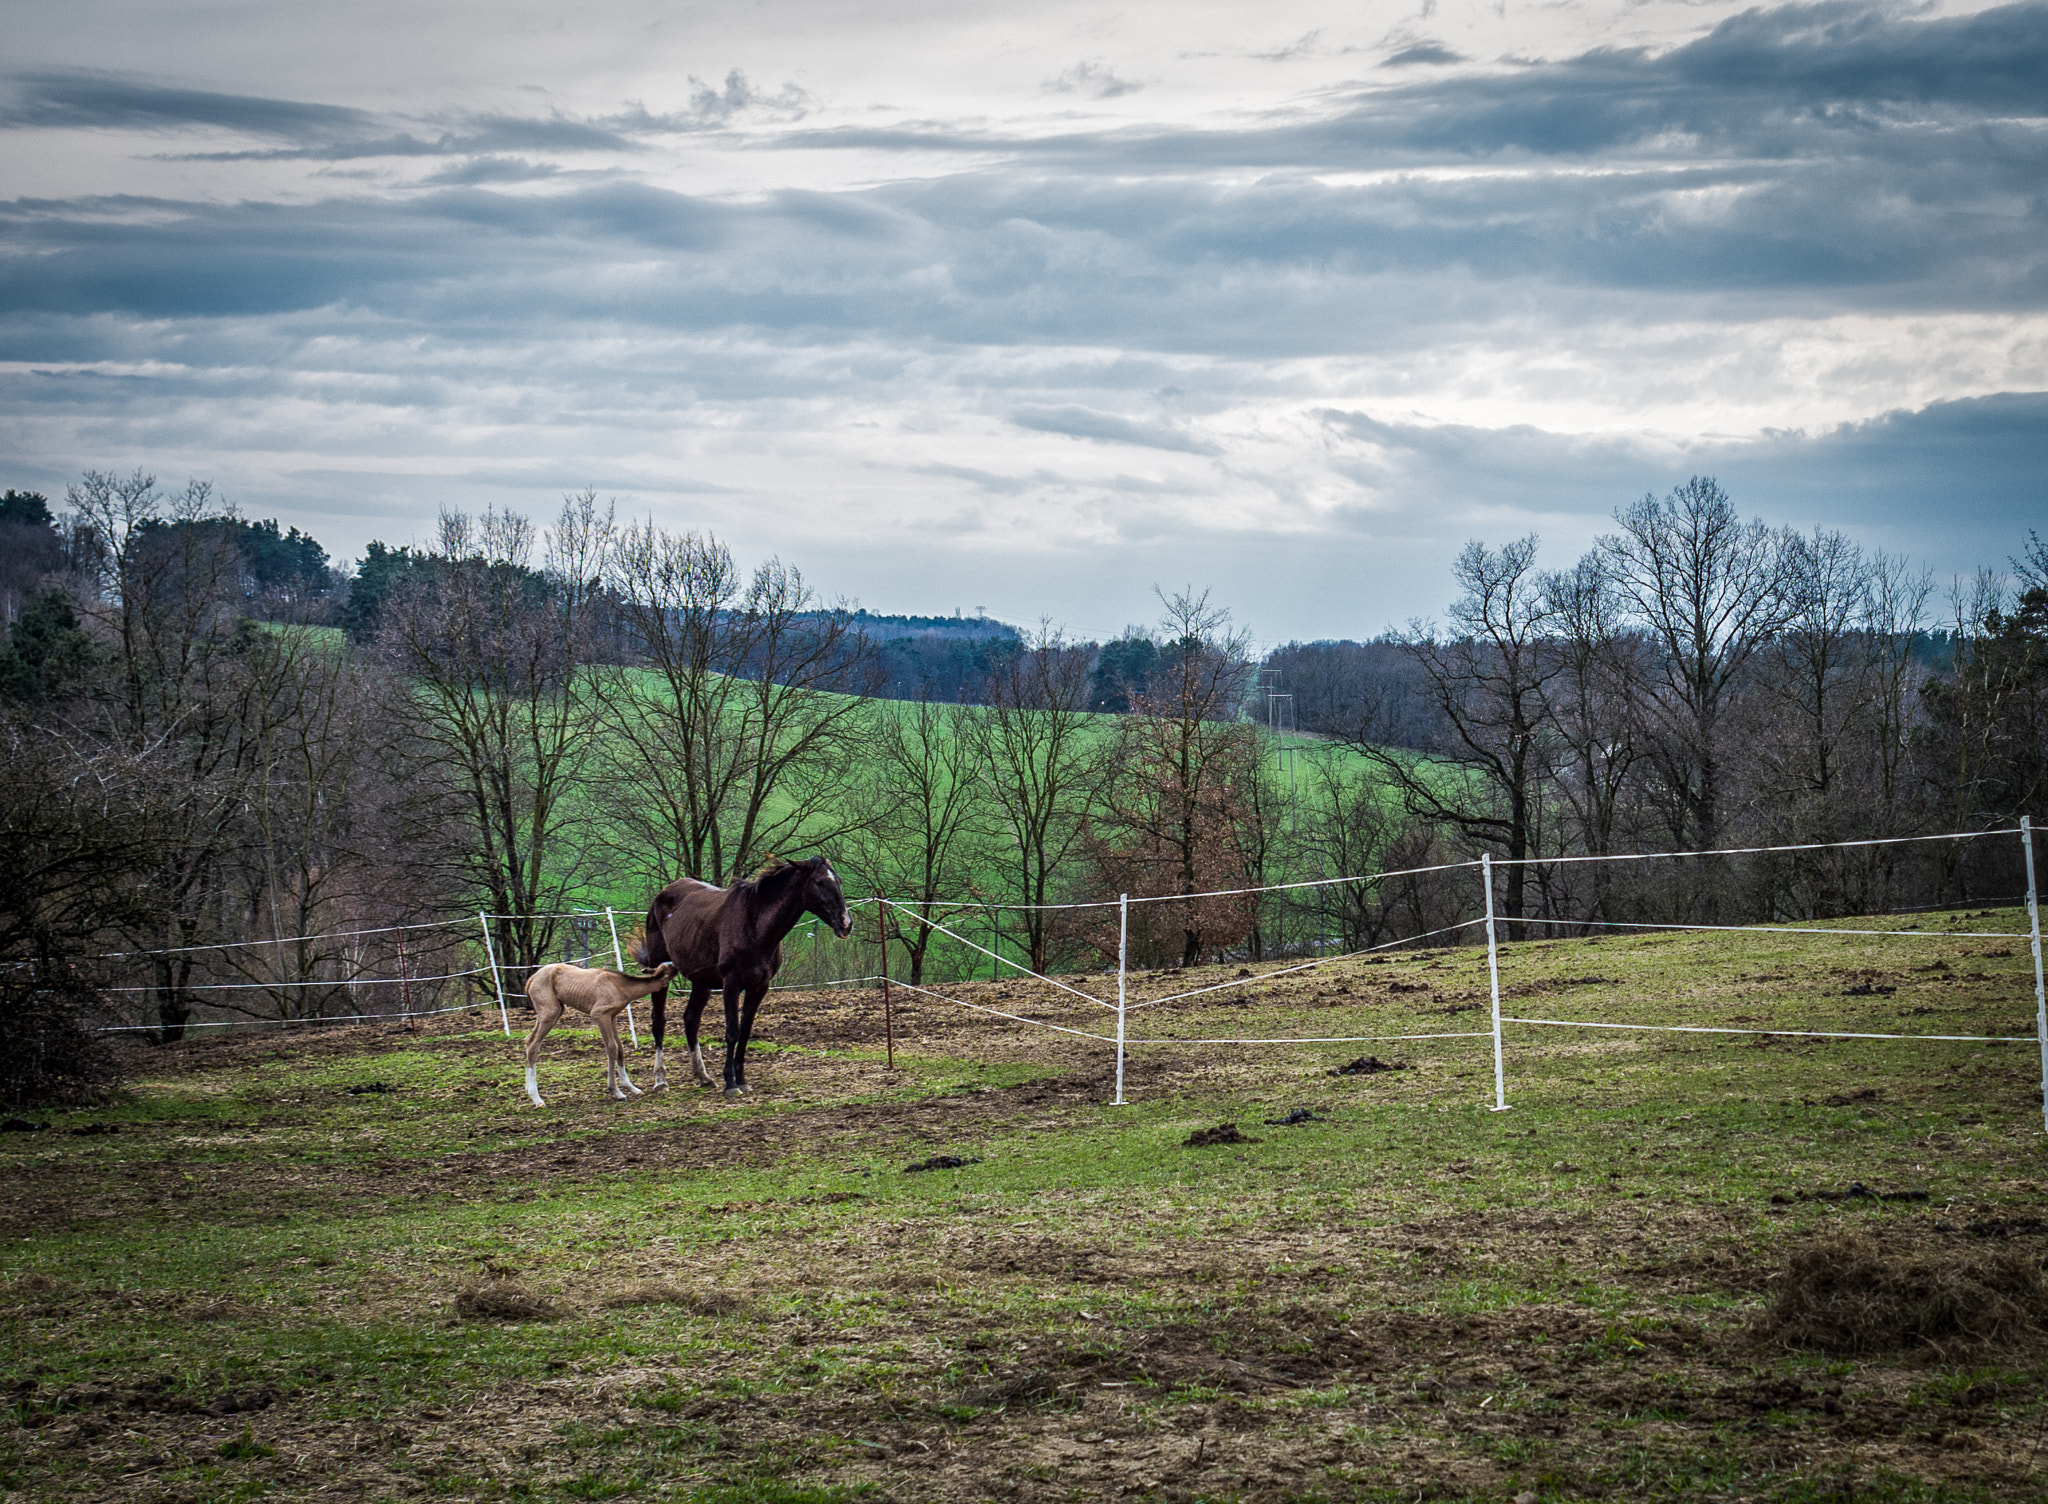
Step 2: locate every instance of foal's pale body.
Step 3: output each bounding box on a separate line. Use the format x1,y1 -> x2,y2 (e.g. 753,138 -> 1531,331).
521,961 -> 676,1107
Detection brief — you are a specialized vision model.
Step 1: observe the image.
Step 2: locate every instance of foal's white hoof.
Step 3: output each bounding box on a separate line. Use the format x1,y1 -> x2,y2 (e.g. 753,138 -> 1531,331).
526,1092 -> 547,1108
625,1083 -> 644,1097
723,1085 -> 747,1099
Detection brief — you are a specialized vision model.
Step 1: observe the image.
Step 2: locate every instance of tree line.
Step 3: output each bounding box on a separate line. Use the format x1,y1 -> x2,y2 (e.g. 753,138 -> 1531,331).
1269,479 -> 2046,934
2,470 -> 2042,1101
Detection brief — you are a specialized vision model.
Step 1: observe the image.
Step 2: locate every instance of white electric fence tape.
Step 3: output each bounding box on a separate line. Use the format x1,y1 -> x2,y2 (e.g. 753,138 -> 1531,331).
80,821 -> 2042,1132
1129,920 -> 1486,1011
1501,1017 -> 2033,1044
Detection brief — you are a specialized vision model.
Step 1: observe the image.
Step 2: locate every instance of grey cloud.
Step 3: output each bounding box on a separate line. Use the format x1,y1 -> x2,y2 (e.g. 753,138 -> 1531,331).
0,69 -> 800,163
1011,405 -> 1216,454
1314,393 -> 2048,579
1044,61 -> 1143,99
418,156 -> 564,186
673,70 -> 812,126
910,463 -> 1070,495
0,70 -> 374,138
1381,43 -> 1462,67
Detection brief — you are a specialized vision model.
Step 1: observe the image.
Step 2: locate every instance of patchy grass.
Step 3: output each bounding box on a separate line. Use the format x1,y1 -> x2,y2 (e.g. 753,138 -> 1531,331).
5,911 -> 2046,1502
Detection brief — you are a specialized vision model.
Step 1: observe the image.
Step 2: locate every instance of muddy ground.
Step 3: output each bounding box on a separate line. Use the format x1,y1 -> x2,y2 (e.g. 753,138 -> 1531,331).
6,929 -> 2047,1502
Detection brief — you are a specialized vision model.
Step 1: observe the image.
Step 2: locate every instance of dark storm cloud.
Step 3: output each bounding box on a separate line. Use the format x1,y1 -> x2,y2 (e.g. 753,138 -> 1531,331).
1316,394 -> 2048,577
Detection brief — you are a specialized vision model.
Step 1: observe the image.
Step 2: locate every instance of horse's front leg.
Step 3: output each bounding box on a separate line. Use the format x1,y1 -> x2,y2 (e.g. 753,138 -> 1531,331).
733,983 -> 767,1094
684,983 -> 715,1086
721,983 -> 749,1097
648,985 -> 669,1091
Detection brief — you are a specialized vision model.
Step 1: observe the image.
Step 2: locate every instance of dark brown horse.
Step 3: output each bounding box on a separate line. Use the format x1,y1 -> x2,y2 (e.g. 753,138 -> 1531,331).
636,856 -> 853,1096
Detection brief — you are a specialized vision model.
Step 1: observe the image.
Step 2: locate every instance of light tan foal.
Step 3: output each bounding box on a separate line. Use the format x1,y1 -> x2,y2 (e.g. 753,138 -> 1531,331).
522,961 -> 676,1107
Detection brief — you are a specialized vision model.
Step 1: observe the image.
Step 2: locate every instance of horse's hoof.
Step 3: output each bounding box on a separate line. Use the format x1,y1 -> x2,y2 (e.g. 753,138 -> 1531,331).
723,1086 -> 746,1099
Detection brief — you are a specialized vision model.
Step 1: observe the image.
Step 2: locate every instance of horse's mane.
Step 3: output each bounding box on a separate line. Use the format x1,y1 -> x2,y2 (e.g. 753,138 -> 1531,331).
743,854 -> 818,900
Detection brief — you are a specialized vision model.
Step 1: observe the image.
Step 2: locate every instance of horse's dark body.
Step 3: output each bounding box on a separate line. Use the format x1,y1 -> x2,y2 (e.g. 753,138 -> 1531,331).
637,856 -> 852,1095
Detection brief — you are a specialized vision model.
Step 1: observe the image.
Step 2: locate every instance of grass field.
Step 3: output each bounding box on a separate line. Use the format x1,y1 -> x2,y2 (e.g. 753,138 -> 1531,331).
7,911 -> 2047,1503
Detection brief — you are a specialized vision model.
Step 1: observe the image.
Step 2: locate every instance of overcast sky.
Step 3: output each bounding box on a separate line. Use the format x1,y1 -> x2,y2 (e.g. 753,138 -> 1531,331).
2,0 -> 2043,643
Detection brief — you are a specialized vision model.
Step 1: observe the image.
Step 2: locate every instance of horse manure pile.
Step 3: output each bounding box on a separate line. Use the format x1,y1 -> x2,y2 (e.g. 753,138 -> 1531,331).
1332,1055 -> 1404,1076
1262,1108 -> 1323,1126
904,1154 -> 981,1173
1184,1123 -> 1255,1147
1757,1232 -> 2048,1354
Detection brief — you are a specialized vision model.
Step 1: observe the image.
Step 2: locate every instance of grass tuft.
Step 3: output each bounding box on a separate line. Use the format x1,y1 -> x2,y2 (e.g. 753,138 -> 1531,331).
1758,1231 -> 2048,1354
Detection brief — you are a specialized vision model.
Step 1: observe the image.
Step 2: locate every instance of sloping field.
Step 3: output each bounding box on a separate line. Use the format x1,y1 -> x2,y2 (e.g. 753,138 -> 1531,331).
5,913 -> 2046,1503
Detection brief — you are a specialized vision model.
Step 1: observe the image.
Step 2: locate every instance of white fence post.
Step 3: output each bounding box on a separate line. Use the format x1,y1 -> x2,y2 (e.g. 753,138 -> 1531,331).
1114,893 -> 1129,1106
478,912 -> 511,1038
2023,816 -> 2047,1138
605,905 -> 639,1048
1484,853 -> 1510,1111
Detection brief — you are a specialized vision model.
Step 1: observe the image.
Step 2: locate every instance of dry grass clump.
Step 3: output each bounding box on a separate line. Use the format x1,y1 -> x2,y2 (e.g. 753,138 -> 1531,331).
601,1282 -> 750,1316
600,1281 -> 693,1308
454,1281 -> 565,1322
1758,1232 -> 2048,1354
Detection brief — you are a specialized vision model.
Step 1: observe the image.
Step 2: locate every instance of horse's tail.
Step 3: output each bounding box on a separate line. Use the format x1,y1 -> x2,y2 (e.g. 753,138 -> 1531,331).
637,906 -> 673,1050
635,911 -> 669,968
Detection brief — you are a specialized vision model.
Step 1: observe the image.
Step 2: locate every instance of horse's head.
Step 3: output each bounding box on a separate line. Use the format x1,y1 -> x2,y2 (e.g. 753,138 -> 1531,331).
803,856 -> 854,938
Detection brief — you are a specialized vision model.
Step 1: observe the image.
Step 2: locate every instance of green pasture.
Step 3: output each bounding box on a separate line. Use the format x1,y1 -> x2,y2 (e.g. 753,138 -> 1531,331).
7,911 -> 2047,1501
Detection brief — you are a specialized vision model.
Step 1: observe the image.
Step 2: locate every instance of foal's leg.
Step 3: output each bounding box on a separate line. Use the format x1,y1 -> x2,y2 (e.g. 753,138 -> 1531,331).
683,982 -> 715,1086
596,1003 -> 640,1099
523,994 -> 564,1108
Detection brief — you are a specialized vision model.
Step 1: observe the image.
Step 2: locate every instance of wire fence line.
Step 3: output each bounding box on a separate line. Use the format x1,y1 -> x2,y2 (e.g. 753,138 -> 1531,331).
857,820 -> 2047,1130
76,821 -> 2048,1132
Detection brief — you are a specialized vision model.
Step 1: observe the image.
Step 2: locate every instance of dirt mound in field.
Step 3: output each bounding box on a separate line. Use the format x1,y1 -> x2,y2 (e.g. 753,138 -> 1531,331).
1185,1123 -> 1254,1147
454,1281 -> 564,1322
1757,1232 -> 2048,1354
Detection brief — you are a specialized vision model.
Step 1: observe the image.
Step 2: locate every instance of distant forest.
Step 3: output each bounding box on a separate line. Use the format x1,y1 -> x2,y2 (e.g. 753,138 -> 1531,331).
3,472 -> 2044,1099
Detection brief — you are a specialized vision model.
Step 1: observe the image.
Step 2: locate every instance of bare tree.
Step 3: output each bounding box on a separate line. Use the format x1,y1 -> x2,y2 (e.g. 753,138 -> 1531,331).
964,624 -> 1100,974
66,471 -> 281,1038
593,521 -> 879,892
1351,537 -> 1557,930
376,503 -> 597,973
1538,553 -> 1645,924
218,624 -> 383,1019
1092,589 -> 1260,967
842,693 -> 990,984
1597,478 -> 1797,868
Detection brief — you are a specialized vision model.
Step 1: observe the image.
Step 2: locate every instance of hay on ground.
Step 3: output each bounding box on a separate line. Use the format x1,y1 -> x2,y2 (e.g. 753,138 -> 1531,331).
601,1282 -> 749,1316
454,1281 -> 564,1322
1757,1232 -> 2048,1354
601,1281 -> 694,1308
